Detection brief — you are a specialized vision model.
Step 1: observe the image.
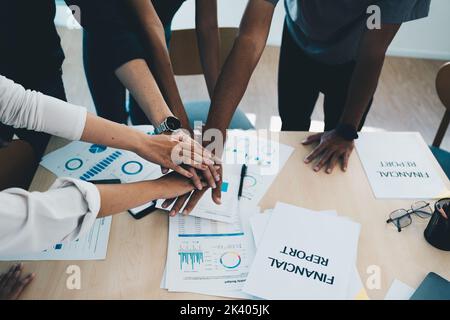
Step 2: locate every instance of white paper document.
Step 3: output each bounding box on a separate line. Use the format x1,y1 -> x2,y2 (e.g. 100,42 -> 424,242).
0,217 -> 112,261
40,126 -> 162,184
355,132 -> 448,199
248,205 -> 366,300
156,132 -> 294,222
160,266 -> 256,300
224,132 -> 294,206
165,205 -> 257,293
243,203 -> 361,300
156,172 -> 240,223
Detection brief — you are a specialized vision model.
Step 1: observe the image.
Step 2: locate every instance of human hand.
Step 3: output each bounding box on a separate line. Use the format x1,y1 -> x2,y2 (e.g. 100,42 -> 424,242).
0,263 -> 34,300
155,171 -> 208,201
161,165 -> 223,217
136,130 -> 218,179
302,130 -> 354,174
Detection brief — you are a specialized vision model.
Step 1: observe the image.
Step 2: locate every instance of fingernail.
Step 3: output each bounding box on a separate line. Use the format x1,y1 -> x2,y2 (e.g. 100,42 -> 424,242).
314,167 -> 319,172
302,139 -> 307,144
215,198 -> 222,204
197,185 -> 203,190
215,175 -> 221,182
304,158 -> 310,163
212,183 -> 217,189
170,210 -> 175,216
187,173 -> 193,178
327,169 -> 331,174
182,210 -> 188,216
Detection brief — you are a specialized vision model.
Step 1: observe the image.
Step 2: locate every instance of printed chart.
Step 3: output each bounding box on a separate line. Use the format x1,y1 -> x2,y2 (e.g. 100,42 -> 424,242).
0,217 -> 112,261
41,139 -> 161,184
166,209 -> 256,292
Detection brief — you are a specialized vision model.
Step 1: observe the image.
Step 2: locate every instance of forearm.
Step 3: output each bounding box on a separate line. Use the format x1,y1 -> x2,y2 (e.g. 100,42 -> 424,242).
205,34 -> 265,138
204,0 -> 274,138
96,180 -> 162,217
141,26 -> 191,130
196,0 -> 220,98
339,54 -> 386,128
81,113 -> 148,154
115,59 -> 173,127
340,25 -> 400,128
128,0 -> 191,130
197,28 -> 220,98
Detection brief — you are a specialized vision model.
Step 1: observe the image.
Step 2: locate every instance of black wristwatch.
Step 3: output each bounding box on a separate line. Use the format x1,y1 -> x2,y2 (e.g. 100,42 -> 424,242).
154,116 -> 182,134
335,124 -> 359,141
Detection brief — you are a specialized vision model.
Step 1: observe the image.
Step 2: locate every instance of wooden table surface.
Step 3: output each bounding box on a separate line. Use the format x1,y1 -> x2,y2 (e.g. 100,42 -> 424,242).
1,132 -> 449,300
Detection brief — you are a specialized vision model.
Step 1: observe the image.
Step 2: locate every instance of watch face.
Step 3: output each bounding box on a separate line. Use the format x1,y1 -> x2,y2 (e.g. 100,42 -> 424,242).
166,117 -> 181,131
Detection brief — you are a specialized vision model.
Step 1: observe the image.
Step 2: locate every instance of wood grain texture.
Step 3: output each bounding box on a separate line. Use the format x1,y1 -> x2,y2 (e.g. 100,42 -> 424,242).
0,132 -> 448,300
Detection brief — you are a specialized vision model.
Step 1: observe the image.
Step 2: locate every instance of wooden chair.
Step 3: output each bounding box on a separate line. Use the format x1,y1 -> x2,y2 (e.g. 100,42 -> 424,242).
0,140 -> 37,191
168,28 -> 254,130
431,62 -> 450,178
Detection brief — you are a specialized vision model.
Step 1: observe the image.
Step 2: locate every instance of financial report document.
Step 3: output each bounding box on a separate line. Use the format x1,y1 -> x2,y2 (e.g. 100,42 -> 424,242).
165,206 -> 256,293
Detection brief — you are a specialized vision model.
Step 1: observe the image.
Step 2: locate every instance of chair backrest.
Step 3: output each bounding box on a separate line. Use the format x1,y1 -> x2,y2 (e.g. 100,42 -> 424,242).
433,62 -> 450,148
169,27 -> 238,76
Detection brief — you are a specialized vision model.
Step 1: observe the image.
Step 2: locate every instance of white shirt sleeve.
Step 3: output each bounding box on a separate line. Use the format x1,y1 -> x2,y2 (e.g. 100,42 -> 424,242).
0,178 -> 101,256
0,75 -> 87,141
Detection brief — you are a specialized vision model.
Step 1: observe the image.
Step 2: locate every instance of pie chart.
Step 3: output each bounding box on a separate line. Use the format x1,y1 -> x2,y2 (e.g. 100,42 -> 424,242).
65,158 -> 83,171
220,252 -> 241,269
121,161 -> 143,175
89,144 -> 107,154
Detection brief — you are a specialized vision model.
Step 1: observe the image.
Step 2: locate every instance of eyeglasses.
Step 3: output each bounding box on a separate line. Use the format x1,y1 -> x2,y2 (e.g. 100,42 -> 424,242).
386,201 -> 433,232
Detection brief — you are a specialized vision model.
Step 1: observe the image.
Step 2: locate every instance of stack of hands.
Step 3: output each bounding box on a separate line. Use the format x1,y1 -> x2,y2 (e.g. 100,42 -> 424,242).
135,130 -> 223,216
136,129 -> 355,217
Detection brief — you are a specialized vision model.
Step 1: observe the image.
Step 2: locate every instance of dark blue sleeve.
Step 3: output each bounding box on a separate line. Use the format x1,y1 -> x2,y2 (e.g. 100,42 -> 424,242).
378,0 -> 431,24
64,0 -> 146,71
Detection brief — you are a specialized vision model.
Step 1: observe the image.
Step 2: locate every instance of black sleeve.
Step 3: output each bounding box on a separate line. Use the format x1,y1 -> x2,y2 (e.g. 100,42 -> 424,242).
64,0 -> 146,71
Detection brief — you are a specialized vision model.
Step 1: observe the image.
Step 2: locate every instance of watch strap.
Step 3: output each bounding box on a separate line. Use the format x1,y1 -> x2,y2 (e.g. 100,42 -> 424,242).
335,124 -> 359,141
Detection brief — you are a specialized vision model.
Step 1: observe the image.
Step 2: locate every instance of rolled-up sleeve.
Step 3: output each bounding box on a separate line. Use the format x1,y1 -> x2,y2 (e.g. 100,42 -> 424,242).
65,0 -> 146,71
0,75 -> 87,141
0,178 -> 100,256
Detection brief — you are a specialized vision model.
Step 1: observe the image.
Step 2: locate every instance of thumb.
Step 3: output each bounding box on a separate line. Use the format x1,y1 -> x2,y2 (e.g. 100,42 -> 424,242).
302,133 -> 322,145
161,166 -> 169,174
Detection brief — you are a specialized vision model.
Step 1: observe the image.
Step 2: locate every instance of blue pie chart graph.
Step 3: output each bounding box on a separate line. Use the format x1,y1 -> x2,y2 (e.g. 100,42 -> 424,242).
220,252 -> 241,269
121,161 -> 143,175
89,144 -> 107,154
65,158 -> 83,171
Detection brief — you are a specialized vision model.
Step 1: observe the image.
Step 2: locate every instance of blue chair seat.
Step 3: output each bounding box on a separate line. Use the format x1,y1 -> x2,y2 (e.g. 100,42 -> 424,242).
430,146 -> 450,179
184,101 -> 254,130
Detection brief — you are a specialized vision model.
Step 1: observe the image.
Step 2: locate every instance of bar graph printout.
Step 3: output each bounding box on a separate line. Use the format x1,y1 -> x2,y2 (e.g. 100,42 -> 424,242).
166,208 -> 256,293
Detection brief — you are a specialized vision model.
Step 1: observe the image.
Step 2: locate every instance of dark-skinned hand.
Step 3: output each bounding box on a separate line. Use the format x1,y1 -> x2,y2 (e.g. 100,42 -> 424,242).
302,130 -> 354,174
0,263 -> 34,300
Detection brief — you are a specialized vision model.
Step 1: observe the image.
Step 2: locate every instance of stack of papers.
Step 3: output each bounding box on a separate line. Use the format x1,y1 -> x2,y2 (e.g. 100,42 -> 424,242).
160,204 -> 258,299
161,133 -> 294,298
161,202 -> 367,300
246,203 -> 367,300
160,132 -> 367,299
